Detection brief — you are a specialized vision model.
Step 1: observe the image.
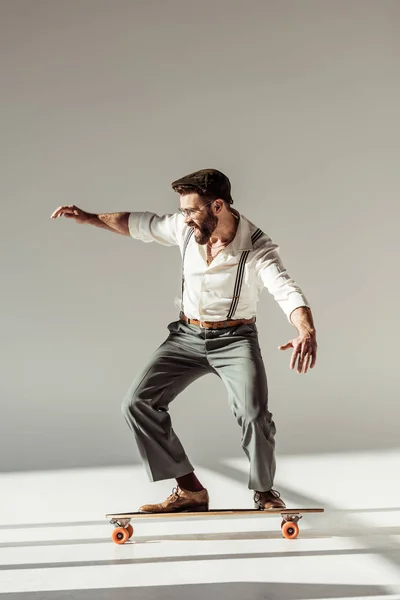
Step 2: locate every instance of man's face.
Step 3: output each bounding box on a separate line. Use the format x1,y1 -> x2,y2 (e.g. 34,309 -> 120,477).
179,193 -> 218,245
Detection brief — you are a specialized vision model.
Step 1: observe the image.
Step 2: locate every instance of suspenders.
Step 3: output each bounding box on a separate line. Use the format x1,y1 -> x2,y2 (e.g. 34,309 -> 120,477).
181,226 -> 263,320
181,227 -> 194,315
226,227 -> 262,319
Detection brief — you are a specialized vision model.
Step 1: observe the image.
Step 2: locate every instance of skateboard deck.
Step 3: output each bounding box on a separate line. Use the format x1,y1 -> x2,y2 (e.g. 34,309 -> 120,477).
106,507 -> 324,544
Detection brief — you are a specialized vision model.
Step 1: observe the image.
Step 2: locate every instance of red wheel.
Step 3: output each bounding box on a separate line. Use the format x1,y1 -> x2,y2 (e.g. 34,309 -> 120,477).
282,521 -> 299,540
126,524 -> 134,538
112,527 -> 129,545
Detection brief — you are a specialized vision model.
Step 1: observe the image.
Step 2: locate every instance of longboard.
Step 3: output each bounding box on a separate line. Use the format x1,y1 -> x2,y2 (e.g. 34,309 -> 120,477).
106,507 -> 324,544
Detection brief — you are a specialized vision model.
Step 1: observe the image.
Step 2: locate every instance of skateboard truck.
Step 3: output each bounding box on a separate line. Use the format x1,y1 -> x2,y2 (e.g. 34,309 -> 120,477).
110,517 -> 131,528
281,513 -> 302,524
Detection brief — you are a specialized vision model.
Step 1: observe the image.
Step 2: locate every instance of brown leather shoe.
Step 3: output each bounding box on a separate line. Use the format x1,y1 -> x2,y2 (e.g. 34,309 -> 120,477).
254,489 -> 286,510
139,486 -> 209,513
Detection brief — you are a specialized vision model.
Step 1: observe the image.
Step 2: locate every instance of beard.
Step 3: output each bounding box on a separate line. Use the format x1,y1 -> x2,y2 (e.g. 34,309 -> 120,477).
190,209 -> 218,245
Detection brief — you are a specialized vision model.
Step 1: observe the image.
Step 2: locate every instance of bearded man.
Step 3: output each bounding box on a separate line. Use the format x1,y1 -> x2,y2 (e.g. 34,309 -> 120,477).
51,168 -> 317,513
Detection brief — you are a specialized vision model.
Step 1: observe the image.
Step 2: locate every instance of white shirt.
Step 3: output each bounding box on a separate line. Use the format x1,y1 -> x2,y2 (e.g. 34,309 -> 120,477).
128,210 -> 309,323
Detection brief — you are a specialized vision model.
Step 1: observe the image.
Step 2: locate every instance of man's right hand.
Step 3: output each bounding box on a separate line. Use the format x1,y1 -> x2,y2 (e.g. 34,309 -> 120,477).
50,205 -> 93,224
50,207 -> 130,235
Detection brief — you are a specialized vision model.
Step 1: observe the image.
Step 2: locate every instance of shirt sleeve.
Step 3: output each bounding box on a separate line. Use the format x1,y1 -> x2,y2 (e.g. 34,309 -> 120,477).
128,211 -> 185,246
254,235 -> 310,323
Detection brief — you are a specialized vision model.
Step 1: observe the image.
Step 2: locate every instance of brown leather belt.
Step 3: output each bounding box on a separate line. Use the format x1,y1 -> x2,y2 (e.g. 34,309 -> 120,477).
180,312 -> 255,330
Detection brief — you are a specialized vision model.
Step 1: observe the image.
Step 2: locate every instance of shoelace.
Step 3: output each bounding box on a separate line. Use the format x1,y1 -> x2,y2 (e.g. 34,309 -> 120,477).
167,486 -> 181,501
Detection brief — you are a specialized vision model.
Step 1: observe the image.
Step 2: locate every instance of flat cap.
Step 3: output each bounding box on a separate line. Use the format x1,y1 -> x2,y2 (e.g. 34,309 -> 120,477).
171,168 -> 233,204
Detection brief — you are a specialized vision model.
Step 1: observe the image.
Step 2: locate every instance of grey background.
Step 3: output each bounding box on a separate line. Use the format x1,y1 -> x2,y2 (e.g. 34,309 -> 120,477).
1,0 -> 398,472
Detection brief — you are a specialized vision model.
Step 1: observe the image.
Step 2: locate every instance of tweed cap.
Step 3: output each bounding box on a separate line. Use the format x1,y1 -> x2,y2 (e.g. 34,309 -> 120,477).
171,168 -> 233,204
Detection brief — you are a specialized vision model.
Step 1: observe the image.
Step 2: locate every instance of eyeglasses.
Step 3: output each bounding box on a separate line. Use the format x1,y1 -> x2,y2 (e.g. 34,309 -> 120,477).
178,199 -> 215,218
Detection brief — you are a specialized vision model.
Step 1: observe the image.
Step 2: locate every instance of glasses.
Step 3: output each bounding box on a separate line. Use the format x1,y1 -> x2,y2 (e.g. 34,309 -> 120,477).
178,199 -> 215,219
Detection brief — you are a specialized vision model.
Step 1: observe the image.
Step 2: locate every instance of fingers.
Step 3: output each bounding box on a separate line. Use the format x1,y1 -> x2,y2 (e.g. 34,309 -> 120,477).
278,342 -> 291,351
50,205 -> 78,219
301,352 -> 312,374
278,340 -> 302,371
298,343 -> 308,373
279,338 -> 317,374
290,344 -> 301,371
294,350 -> 305,373
294,340 -> 317,374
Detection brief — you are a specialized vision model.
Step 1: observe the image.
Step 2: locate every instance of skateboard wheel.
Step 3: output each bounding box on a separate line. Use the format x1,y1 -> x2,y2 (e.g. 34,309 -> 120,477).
126,524 -> 134,538
281,521 -> 299,540
112,527 -> 129,545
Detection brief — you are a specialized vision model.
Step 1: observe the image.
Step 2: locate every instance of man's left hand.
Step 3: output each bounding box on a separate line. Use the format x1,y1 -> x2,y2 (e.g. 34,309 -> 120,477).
278,331 -> 317,374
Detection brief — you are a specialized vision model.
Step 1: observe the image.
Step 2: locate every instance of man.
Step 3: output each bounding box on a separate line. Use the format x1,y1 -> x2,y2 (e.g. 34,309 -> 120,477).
51,168 -> 317,513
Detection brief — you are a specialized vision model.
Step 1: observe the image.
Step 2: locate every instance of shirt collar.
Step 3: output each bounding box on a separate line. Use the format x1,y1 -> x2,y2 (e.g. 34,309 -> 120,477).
229,210 -> 253,252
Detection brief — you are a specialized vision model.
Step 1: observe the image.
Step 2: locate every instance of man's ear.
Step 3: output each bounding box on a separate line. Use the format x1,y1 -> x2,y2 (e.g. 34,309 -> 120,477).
214,199 -> 224,213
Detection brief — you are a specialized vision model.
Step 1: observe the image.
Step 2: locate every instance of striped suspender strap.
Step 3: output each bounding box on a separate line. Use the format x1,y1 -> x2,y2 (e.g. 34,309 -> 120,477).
181,227 -> 194,312
250,227 -> 263,245
226,227 -> 263,320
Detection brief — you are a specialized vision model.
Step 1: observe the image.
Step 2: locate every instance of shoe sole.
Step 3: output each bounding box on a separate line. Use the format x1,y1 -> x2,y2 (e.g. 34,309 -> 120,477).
139,504 -> 209,514
254,502 -> 286,510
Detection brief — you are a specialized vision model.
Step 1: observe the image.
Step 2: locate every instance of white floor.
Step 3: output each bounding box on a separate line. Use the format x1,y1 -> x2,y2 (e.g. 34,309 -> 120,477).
0,450 -> 400,599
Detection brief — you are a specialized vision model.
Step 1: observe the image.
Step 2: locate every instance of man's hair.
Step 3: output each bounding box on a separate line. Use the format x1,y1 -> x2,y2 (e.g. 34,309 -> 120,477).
171,168 -> 234,205
172,185 -> 225,204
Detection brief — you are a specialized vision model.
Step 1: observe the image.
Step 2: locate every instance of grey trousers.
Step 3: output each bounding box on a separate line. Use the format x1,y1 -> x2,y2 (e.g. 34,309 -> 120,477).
121,319 -> 276,492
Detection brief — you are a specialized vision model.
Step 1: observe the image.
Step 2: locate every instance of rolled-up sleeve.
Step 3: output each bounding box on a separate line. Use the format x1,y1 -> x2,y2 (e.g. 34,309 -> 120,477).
128,212 -> 184,246
254,236 -> 310,322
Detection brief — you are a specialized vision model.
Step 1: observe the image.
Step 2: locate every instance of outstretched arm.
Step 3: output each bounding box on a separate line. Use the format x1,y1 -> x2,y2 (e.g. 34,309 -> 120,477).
50,206 -> 185,246
50,205 -> 130,235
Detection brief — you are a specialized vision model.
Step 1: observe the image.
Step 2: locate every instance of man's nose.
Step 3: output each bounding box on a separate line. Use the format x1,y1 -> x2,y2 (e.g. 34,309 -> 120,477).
184,213 -> 192,225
